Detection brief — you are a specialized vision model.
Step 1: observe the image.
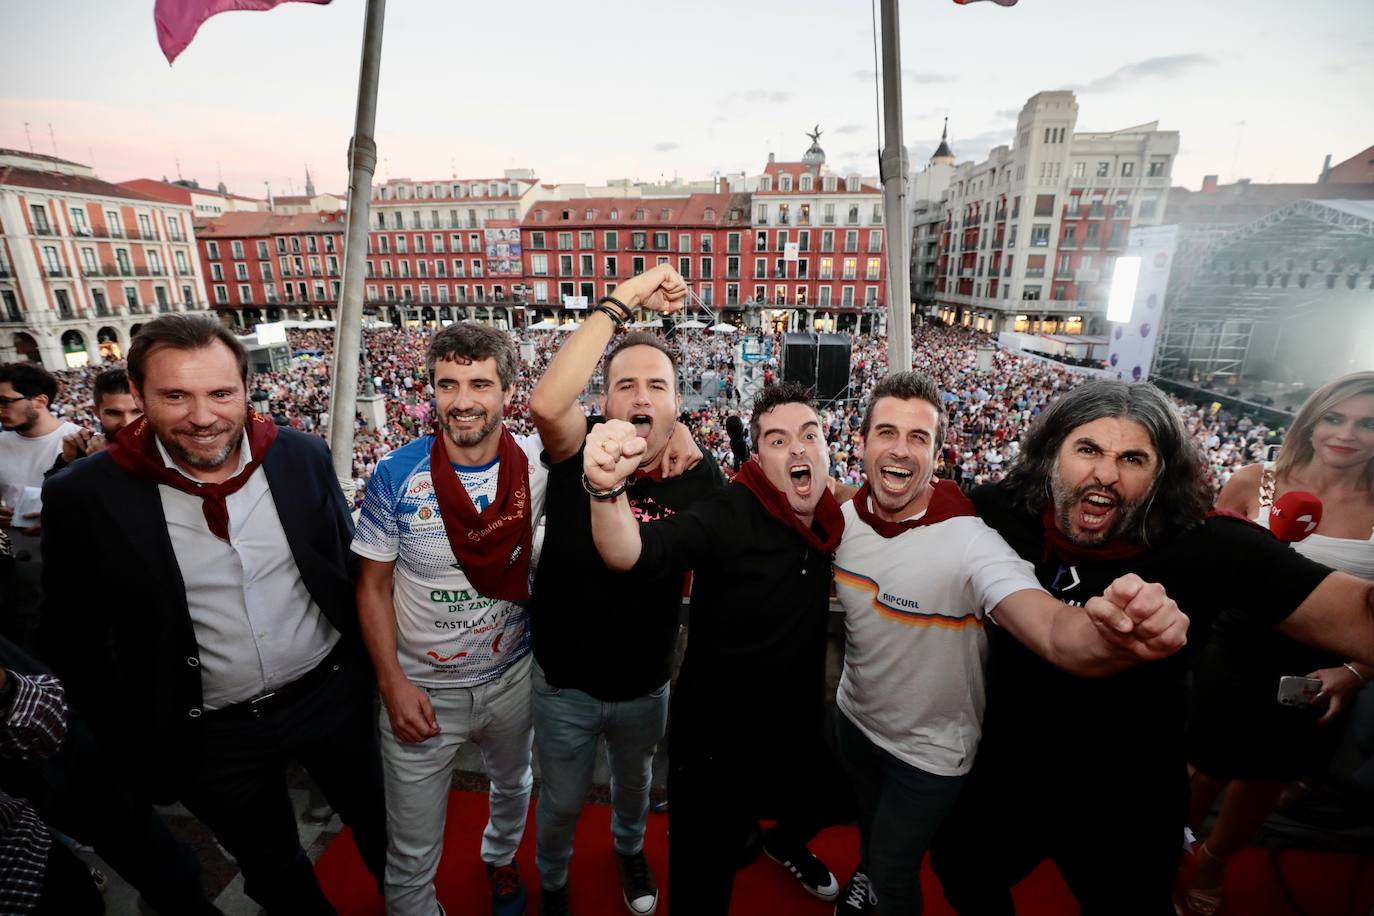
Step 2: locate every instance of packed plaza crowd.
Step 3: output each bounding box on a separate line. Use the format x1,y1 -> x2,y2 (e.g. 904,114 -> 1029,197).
41,318 -> 1271,505
1,263 -> 1372,916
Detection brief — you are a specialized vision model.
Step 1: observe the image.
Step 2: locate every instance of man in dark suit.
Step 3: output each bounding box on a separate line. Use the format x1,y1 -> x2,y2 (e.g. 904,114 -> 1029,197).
39,315 -> 386,915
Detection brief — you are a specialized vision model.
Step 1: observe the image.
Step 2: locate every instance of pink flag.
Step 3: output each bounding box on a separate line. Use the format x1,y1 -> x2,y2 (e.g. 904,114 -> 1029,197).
155,0 -> 332,64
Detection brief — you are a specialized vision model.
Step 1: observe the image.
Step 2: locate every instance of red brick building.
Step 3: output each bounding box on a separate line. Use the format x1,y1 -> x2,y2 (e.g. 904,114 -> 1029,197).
194,211 -> 347,326
519,192 -> 752,323
745,157 -> 889,325
363,171 -> 541,328
0,149 -> 205,368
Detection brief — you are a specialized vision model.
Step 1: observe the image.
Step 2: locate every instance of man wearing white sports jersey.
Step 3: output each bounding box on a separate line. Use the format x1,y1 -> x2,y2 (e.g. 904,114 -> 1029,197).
354,322 -> 548,916
829,371 -> 1189,916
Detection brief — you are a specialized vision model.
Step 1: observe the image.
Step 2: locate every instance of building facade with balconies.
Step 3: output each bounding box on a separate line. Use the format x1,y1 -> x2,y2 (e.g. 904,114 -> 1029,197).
0,149 -> 206,368
728,136 -> 888,331
194,211 -> 347,326
363,170 -> 541,327
934,91 -> 1179,336
519,192 -> 752,322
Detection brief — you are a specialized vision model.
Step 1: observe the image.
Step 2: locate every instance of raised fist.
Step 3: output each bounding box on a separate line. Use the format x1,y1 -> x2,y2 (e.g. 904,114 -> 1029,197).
584,419 -> 647,491
1085,573 -> 1189,662
619,264 -> 688,314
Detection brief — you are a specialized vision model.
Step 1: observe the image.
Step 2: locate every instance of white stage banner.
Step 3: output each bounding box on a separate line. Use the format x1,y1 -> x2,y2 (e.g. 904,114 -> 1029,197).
1107,224 -> 1178,382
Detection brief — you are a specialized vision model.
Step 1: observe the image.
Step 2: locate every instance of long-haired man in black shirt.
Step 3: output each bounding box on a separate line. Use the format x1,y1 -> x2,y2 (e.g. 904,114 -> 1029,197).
931,380 -> 1374,916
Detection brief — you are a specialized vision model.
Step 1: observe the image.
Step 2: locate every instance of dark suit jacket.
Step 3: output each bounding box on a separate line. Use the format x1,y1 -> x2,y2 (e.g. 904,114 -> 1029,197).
38,428 -> 363,802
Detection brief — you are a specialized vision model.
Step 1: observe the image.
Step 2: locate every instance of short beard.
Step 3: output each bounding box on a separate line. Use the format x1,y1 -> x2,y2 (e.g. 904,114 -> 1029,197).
2,404 -> 40,434
1049,465 -> 1148,546
869,466 -> 933,517
443,409 -> 502,449
161,423 -> 243,471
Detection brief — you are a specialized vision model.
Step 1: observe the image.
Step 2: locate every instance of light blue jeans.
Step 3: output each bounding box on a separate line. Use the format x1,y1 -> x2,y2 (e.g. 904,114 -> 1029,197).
379,653 -> 533,916
531,661 -> 669,891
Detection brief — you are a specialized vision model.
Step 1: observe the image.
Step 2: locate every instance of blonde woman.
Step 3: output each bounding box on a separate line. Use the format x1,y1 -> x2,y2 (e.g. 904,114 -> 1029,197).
1182,371 -> 1374,915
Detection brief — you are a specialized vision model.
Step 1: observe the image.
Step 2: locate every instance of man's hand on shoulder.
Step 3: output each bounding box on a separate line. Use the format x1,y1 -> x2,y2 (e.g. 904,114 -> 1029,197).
662,422 -> 703,478
1085,573 -> 1189,662
585,419 -> 646,491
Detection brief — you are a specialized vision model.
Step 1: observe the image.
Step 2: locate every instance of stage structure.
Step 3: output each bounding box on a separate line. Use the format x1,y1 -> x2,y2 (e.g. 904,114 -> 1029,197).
1154,199 -> 1374,388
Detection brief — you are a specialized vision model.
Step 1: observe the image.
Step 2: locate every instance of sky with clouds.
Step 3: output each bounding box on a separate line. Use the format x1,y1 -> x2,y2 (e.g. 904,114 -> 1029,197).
2,0 -> 1370,199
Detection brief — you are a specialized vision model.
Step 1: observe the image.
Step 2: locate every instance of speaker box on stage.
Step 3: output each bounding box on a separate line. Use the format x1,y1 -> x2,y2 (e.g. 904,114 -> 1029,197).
816,333 -> 852,402
781,332 -> 851,402
781,333 -> 817,389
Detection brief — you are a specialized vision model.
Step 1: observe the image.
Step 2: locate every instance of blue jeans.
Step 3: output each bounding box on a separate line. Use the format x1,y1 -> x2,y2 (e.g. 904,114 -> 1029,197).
832,707 -> 966,916
532,661 -> 669,891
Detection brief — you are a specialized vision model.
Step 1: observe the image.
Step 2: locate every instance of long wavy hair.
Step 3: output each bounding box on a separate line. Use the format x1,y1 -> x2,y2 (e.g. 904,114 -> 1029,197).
1275,371 -> 1374,495
1001,380 -> 1213,545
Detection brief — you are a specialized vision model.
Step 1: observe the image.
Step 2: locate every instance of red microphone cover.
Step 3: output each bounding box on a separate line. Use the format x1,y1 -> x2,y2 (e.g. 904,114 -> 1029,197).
1269,491 -> 1323,543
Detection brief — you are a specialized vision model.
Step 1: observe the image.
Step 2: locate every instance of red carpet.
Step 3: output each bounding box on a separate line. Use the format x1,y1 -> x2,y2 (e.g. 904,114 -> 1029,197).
317,790 -> 1374,915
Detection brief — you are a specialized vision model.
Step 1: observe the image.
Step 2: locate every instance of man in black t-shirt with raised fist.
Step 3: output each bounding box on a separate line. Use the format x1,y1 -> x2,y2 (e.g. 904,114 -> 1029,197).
528,265 -> 723,916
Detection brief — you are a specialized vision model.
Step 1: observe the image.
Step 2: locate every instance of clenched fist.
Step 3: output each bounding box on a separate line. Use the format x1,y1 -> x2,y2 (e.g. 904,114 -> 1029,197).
1084,573 -> 1189,662
584,419 -> 647,491
613,264 -> 689,314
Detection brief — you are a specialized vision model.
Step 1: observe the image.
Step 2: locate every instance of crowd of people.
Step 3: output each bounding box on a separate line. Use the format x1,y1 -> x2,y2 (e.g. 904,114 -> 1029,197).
3,264 -> 1370,916
40,318 -> 1269,508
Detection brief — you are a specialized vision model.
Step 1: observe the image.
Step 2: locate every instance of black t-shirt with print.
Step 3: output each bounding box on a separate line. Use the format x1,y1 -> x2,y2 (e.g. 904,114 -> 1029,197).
531,431 -> 724,702
970,481 -> 1333,766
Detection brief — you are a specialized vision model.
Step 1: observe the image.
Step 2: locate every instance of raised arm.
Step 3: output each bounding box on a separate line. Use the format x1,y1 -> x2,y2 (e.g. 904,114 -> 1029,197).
993,574 -> 1189,677
530,264 -> 687,463
584,419 -> 648,571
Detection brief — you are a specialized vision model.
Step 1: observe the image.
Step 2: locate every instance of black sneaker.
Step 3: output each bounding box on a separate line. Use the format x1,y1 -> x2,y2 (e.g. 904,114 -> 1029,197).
540,883 -> 571,916
615,850 -> 659,915
488,862 -> 527,916
761,827 -> 839,902
835,868 -> 877,914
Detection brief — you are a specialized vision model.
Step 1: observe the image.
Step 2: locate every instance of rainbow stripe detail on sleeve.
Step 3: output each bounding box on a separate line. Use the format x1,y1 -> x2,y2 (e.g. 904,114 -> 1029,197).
834,565 -> 984,630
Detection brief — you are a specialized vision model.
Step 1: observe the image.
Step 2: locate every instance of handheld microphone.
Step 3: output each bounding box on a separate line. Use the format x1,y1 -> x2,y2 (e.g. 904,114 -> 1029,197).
1269,491 -> 1322,543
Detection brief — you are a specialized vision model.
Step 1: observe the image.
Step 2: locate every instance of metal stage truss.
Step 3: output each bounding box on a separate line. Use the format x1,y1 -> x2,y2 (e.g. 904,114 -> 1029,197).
1156,199 -> 1374,382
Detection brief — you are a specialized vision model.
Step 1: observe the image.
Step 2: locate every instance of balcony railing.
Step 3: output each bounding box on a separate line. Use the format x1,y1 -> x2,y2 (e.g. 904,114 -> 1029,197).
34,226 -> 58,237
47,267 -> 71,278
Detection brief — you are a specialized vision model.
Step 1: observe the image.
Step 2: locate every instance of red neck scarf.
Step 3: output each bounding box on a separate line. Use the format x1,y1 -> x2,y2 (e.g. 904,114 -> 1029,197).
1040,507 -> 1149,564
428,426 -> 533,602
852,478 -> 975,538
107,412 -> 278,541
732,458 -> 844,554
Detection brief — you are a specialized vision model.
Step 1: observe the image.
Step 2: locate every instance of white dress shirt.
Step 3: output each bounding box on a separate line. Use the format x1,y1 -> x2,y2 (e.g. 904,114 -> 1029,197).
156,430 -> 339,709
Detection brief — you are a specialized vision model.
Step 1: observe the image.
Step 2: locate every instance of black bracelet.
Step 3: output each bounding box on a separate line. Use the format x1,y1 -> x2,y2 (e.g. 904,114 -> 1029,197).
582,473 -> 628,500
591,304 -> 627,330
597,295 -> 632,322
